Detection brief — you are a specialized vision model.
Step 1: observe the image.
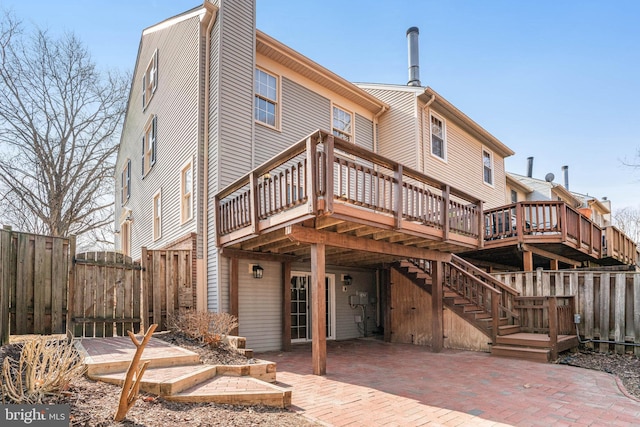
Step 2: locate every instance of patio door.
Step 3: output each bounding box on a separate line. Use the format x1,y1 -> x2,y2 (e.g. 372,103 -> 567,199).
290,273 -> 335,343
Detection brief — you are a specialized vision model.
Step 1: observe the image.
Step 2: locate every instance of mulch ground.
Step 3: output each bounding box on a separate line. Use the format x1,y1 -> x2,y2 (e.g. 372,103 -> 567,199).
2,335 -> 640,425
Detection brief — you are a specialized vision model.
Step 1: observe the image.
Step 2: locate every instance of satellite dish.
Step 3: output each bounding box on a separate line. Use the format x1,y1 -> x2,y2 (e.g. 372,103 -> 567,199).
544,173 -> 555,182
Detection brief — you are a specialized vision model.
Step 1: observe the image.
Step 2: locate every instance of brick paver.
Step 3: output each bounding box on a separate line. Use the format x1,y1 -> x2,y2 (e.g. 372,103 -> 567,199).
259,339 -> 640,426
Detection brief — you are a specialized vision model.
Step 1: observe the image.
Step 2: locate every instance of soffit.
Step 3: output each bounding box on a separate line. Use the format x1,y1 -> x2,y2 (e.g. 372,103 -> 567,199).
256,31 -> 388,114
420,87 -> 515,159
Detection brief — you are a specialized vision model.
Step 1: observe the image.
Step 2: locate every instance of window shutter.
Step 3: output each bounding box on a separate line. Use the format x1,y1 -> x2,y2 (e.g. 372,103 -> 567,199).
120,170 -> 124,205
141,135 -> 145,176
126,159 -> 131,199
152,49 -> 158,93
142,74 -> 146,108
151,115 -> 157,165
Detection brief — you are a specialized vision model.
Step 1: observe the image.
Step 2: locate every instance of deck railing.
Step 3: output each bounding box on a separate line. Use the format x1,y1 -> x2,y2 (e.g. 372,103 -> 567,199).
484,201 -> 603,257
603,225 -> 638,265
215,130 -> 483,246
514,295 -> 576,359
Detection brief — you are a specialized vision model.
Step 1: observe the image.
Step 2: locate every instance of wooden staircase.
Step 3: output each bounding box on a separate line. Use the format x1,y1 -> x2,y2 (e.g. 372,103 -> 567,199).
394,257 -> 579,362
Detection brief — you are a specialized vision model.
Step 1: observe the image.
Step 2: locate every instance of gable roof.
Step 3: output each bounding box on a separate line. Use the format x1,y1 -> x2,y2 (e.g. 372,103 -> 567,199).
256,31 -> 388,114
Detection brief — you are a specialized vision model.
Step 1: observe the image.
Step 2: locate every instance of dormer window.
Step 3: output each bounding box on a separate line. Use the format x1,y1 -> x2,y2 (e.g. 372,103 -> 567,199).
142,49 -> 158,109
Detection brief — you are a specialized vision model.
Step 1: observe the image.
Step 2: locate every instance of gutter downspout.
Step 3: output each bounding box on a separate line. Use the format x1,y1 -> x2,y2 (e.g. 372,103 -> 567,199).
420,93 -> 436,174
200,2 -> 218,312
372,105 -> 387,154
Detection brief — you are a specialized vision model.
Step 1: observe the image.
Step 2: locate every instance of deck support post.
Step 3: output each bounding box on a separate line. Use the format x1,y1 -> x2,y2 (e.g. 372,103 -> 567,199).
550,259 -> 559,271
523,250 -> 533,272
282,261 -> 292,351
431,260 -> 444,352
229,257 -> 239,336
310,243 -> 327,375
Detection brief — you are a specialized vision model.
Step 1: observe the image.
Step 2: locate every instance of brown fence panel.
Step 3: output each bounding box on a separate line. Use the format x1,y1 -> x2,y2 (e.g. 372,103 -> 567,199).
142,248 -> 193,331
0,227 -> 70,342
495,269 -> 640,356
70,251 -> 141,337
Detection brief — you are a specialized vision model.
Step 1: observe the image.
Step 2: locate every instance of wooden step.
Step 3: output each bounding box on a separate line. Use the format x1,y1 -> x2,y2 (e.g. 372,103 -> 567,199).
473,313 -> 492,320
498,324 -> 521,335
462,304 -> 484,313
496,334 -> 551,348
91,364 -> 218,395
166,375 -> 291,408
491,345 -> 550,363
478,317 -> 510,327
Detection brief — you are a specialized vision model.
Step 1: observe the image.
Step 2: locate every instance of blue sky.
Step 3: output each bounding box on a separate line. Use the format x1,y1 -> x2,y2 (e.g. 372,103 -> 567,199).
2,0 -> 639,210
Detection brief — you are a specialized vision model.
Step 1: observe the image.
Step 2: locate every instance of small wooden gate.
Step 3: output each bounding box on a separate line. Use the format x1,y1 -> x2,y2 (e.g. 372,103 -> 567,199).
69,252 -> 142,337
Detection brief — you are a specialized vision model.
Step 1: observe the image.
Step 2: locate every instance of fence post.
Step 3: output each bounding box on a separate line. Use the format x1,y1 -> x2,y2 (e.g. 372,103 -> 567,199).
0,226 -> 12,345
66,235 -> 77,336
140,247 -> 148,332
548,297 -> 558,360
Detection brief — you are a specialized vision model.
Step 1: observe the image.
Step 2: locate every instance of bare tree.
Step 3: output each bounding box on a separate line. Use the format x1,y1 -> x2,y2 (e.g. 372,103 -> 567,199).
613,206 -> 640,245
0,11 -> 128,238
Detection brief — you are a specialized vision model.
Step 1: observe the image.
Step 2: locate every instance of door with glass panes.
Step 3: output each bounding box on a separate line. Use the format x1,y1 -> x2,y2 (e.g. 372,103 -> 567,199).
290,273 -> 335,342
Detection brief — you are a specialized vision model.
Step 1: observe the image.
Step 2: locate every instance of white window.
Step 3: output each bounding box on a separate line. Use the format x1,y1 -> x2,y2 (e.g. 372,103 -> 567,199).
142,115 -> 157,177
153,190 -> 162,241
483,148 -> 494,186
181,162 -> 193,223
120,159 -> 131,205
430,113 -> 446,161
142,49 -> 158,109
120,220 -> 130,257
332,105 -> 353,142
254,68 -> 278,127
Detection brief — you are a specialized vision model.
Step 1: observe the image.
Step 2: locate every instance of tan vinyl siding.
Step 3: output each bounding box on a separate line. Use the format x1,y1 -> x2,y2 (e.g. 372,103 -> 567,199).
115,16 -> 200,261
207,0 -> 255,312
255,77 -> 331,165
238,260 -> 282,351
361,88 -> 418,168
354,113 -> 374,151
333,269 -> 376,340
207,10 -> 221,312
422,106 -> 506,209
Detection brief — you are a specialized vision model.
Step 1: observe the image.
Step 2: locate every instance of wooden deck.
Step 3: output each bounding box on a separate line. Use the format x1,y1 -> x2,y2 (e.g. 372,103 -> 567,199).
215,130 -> 484,267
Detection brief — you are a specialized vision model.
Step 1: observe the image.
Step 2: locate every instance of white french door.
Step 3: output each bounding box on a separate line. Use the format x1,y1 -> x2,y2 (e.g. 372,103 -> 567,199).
290,272 -> 335,343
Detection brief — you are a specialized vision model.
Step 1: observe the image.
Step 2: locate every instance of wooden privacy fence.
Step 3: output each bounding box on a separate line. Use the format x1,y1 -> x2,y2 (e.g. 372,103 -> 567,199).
495,269 -> 640,355
71,248 -> 193,337
0,227 -> 194,341
0,227 -> 72,344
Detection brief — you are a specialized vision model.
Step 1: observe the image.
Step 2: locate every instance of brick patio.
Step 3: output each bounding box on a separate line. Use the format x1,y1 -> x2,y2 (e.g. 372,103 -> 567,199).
259,338 -> 640,426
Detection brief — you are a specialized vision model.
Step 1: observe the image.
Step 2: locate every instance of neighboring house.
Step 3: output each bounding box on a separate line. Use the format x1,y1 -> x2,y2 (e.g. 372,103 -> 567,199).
114,0 -> 637,369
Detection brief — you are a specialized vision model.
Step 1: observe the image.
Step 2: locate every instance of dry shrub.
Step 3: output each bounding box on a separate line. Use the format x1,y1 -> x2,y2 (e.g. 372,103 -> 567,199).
2,336 -> 85,404
168,309 -> 238,346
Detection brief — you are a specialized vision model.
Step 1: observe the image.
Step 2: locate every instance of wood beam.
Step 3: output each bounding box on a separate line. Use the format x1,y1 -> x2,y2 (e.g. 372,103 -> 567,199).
431,260 -> 444,352
285,225 -> 451,263
335,222 -> 367,234
315,216 -> 343,230
240,229 -> 287,250
220,247 -> 297,262
520,243 -> 581,268
282,261 -> 291,351
310,243 -> 326,375
229,257 -> 239,336
523,250 -> 534,272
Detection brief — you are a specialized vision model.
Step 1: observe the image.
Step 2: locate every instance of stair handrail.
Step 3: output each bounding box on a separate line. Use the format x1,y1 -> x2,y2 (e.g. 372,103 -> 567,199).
450,254 -> 519,297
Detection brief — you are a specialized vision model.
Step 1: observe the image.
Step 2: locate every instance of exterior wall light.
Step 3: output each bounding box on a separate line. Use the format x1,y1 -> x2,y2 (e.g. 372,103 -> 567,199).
343,274 -> 353,286
252,264 -> 264,279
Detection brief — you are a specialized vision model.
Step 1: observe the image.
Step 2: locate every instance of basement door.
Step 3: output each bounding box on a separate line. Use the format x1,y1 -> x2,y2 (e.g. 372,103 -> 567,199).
290,272 -> 335,343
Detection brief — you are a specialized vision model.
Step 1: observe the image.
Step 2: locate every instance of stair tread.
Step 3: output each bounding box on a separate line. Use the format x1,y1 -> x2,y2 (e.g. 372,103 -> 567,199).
491,345 -> 549,354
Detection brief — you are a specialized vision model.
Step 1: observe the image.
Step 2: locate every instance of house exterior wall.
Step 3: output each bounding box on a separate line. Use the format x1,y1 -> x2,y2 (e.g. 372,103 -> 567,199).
114,13 -> 202,261
206,0 -> 256,313
421,104 -> 507,209
361,88 -> 419,169
236,259 -> 377,352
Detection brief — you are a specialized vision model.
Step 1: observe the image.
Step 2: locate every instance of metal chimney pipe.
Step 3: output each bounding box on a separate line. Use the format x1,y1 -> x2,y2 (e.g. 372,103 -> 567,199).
406,27 -> 421,87
562,165 -> 569,190
527,157 -> 534,178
